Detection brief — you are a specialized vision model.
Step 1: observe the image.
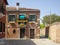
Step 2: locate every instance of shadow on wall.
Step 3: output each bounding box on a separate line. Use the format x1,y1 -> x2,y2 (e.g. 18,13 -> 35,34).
40,36 -> 46,39
3,39 -> 36,45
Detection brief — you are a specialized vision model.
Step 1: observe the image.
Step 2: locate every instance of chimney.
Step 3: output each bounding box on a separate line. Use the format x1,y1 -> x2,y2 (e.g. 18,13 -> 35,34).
16,3 -> 19,6
16,3 -> 19,10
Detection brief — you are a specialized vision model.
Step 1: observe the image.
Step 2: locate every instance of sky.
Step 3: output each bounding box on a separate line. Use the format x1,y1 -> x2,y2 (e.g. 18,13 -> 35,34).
7,0 -> 60,19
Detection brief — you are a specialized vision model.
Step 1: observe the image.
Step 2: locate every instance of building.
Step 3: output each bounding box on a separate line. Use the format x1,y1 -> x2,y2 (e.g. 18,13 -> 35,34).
5,3 -> 40,39
0,0 -> 8,38
49,22 -> 60,43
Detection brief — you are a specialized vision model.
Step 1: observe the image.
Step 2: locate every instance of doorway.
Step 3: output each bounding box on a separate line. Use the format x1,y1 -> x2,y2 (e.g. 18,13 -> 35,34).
0,22 -> 5,38
45,26 -> 49,38
30,29 -> 35,39
20,28 -> 25,38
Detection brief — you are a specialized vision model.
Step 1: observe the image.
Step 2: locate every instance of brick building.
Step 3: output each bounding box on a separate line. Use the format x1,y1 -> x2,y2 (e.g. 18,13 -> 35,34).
5,3 -> 40,39
0,0 -> 8,38
49,22 -> 60,43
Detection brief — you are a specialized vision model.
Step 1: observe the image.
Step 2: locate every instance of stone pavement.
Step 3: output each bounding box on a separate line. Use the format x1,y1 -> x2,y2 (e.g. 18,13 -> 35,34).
0,39 -> 60,45
32,39 -> 60,45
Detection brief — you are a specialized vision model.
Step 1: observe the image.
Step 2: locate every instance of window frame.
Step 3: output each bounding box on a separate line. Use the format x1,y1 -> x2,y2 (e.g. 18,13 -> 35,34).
0,22 -> 2,32
18,13 -> 26,20
29,28 -> 36,38
8,14 -> 16,22
29,14 -> 36,22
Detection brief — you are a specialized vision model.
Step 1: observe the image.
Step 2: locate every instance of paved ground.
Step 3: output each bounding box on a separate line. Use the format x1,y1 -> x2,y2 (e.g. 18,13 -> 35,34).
32,39 -> 60,45
0,39 -> 60,45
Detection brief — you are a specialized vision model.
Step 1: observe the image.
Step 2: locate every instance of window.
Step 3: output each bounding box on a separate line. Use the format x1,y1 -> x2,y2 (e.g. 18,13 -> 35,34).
0,3 -> 5,14
0,22 -> 2,32
19,15 -> 26,20
3,23 -> 5,32
0,22 -> 5,32
8,15 -> 16,22
29,15 -> 36,21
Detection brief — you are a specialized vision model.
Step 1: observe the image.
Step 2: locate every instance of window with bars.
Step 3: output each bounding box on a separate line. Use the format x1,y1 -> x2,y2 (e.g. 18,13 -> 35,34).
8,15 -> 16,22
0,22 -> 2,32
3,23 -> 5,32
29,15 -> 36,22
0,2 -> 5,14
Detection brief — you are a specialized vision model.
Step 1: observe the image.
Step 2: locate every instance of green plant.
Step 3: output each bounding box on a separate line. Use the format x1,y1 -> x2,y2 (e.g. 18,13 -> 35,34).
40,24 -> 45,29
48,36 -> 51,40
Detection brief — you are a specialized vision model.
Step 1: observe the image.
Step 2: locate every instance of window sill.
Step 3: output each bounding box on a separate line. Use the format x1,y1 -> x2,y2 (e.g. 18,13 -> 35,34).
29,21 -> 36,23
9,21 -> 15,24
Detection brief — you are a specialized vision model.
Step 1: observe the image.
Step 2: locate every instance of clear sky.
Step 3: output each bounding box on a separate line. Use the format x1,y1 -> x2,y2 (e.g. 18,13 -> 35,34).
7,0 -> 60,19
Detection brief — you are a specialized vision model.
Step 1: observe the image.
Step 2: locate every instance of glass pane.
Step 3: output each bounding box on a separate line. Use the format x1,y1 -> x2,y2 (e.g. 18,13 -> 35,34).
0,22 -> 2,32
8,15 -> 16,22
29,15 -> 36,21
3,23 -> 5,32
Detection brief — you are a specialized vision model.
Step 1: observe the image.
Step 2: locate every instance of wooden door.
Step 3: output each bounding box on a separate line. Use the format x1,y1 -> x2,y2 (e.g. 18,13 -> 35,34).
30,29 -> 34,39
0,22 -> 5,38
20,28 -> 25,38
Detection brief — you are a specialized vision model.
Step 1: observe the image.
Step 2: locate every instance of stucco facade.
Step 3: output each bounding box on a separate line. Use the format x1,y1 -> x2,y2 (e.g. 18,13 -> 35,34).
49,22 -> 60,43
5,6 -> 40,39
0,0 -> 8,38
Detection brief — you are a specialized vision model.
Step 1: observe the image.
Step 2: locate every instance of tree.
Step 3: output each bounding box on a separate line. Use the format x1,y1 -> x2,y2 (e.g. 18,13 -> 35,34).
42,14 -> 60,24
57,16 -> 60,22
40,24 -> 45,29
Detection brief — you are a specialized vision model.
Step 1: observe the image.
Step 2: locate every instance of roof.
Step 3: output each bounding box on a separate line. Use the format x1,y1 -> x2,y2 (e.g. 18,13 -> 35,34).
4,0 -> 8,5
6,7 -> 40,12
